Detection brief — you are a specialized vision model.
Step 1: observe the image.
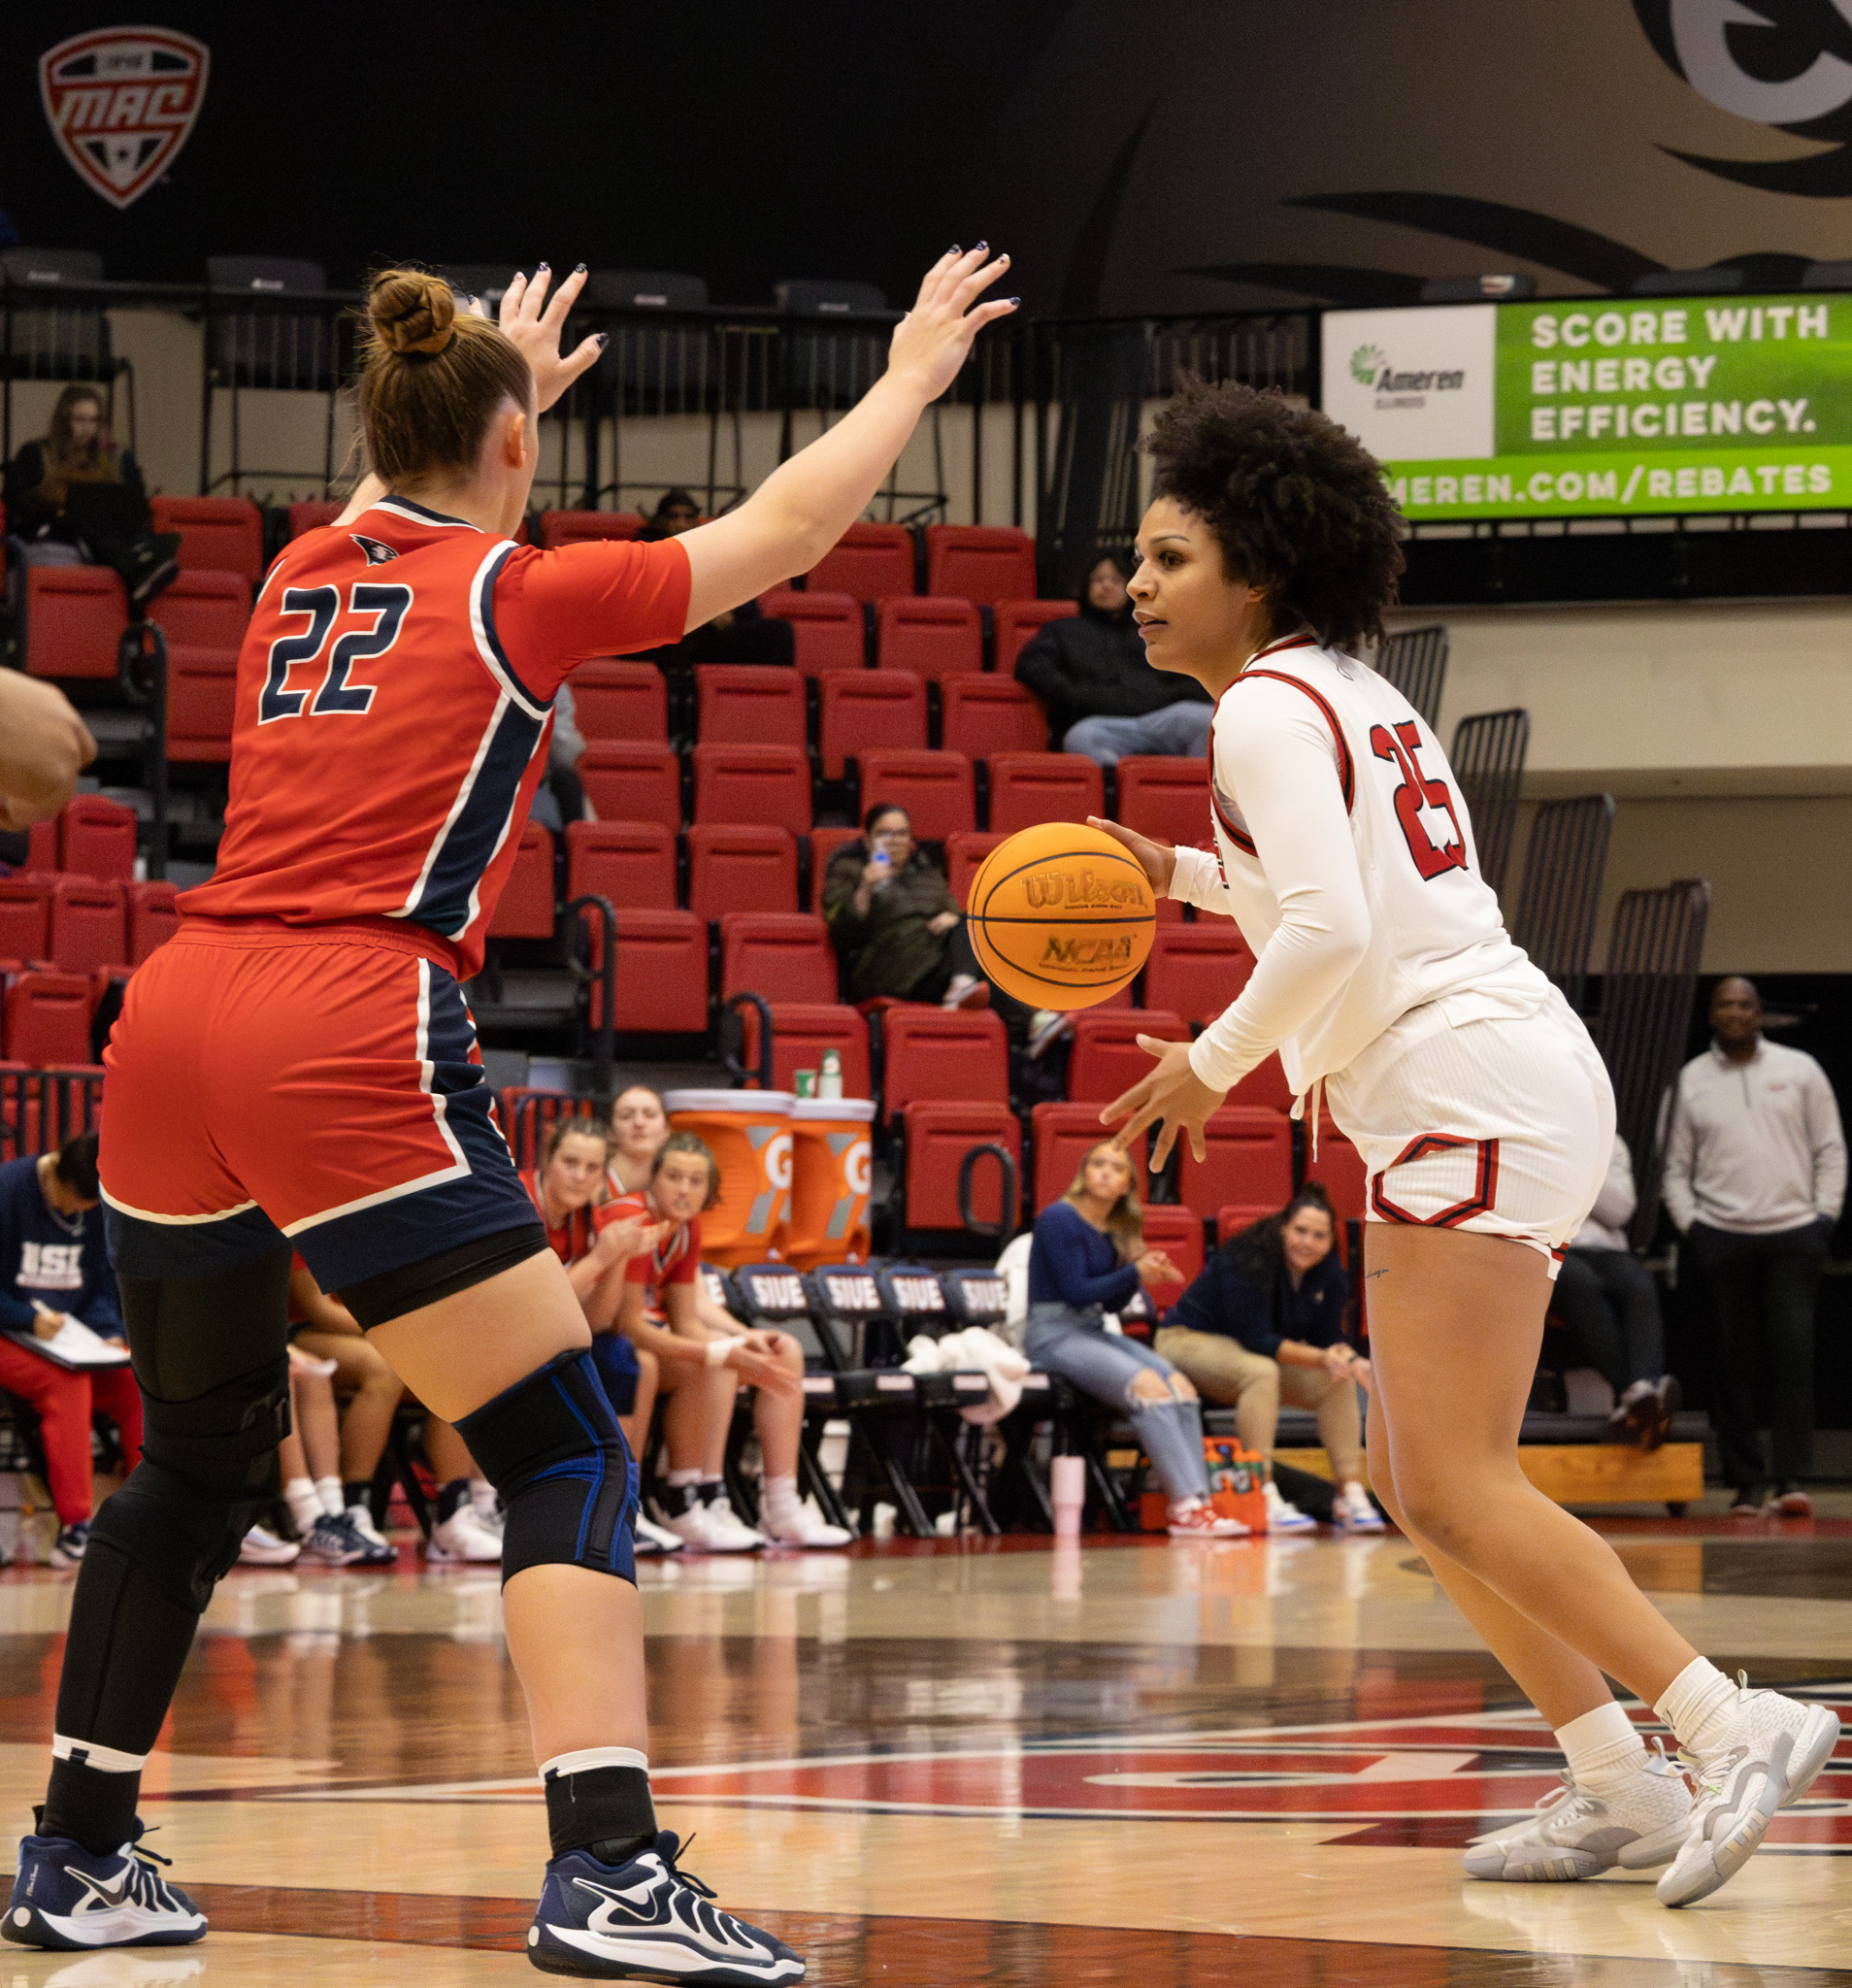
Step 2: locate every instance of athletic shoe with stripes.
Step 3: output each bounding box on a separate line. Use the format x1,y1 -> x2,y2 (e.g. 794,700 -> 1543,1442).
1464,1745 -> 1692,1881
2,1824 -> 205,1950
527,1831 -> 803,1980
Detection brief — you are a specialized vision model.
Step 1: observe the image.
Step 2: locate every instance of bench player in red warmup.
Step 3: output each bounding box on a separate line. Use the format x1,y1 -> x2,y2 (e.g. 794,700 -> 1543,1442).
4,248 -> 1015,1977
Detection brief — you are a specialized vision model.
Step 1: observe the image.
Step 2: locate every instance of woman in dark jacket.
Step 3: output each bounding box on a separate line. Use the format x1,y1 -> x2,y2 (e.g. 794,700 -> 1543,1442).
3,384 -> 179,607
822,804 -> 990,1006
1013,550 -> 1210,766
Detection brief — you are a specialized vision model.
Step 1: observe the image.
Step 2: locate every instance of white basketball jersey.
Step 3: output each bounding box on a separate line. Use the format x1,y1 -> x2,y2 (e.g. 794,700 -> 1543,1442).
1196,633 -> 1550,1094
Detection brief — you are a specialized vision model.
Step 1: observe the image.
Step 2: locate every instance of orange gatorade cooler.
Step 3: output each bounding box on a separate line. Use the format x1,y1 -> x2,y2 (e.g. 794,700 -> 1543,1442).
662,1089 -> 794,1269
782,1097 -> 876,1270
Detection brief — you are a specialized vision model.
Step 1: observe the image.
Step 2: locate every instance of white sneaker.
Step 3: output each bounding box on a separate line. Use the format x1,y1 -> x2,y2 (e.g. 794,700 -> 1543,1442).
1334,1480 -> 1384,1530
425,1508 -> 504,1563
237,1524 -> 301,1567
762,1495 -> 853,1548
1465,1746 -> 1693,1880
469,1492 -> 505,1536
1167,1498 -> 1250,1539
1658,1678 -> 1841,1905
1263,1480 -> 1316,1533
346,1504 -> 394,1553
699,1492 -> 766,1551
633,1513 -> 685,1555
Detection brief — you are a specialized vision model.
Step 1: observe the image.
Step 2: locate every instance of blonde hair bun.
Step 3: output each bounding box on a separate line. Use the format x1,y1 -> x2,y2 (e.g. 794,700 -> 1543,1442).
369,269 -> 456,356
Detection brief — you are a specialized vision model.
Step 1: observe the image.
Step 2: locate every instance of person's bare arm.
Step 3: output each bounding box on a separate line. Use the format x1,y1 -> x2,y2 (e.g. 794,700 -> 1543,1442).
288,1263 -> 364,1338
615,1277 -> 708,1368
0,675 -> 95,829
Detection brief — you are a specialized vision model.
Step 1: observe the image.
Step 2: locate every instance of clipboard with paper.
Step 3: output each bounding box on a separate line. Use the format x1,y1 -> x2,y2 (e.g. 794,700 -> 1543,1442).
3,1316 -> 132,1372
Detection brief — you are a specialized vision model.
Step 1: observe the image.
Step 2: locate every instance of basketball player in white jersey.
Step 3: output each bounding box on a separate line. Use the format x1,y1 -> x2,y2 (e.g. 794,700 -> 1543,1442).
1096,381 -> 1837,1905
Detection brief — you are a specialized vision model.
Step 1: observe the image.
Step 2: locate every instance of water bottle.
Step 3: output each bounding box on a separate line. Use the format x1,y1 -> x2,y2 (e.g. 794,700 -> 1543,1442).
818,1048 -> 843,1100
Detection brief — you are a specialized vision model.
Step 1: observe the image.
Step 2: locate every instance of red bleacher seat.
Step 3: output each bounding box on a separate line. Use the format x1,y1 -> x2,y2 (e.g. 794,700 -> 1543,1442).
496,1087 -> 579,1170
4,972 -> 92,1066
1307,1118 -> 1369,1226
691,744 -> 812,833
565,820 -> 678,912
901,1101 -> 1019,1232
59,796 -> 137,882
1142,924 -> 1253,1028
23,821 -> 57,874
943,831 -> 1004,908
719,912 -> 837,1004
603,910 -> 709,1032
1115,755 -> 1209,847
941,679 -> 1047,760
808,522 -> 915,602
853,750 -> 974,840
579,743 -> 681,832
809,826 -> 861,911
1141,1203 -> 1207,1291
1032,1101 -> 1147,1212
1065,1008 -> 1188,1103
995,598 -> 1078,673
125,881 -> 179,964
0,881 -> 50,961
287,500 -> 343,538
688,824 -> 799,918
818,671 -> 926,778
1230,1054 -> 1294,1113
695,665 -> 806,749
149,496 -> 264,586
985,753 -> 1104,836
1217,1204 -> 1281,1246
738,1002 -> 871,1097
925,525 -> 1036,606
571,660 -> 667,744
877,1006 -> 1008,1122
487,821 -> 555,939
758,590 -> 864,677
164,647 -> 239,763
876,598 -> 982,681
1177,1108 -> 1294,1218
149,569 -> 251,649
539,510 -> 645,548
49,878 -> 127,974
23,566 -> 126,679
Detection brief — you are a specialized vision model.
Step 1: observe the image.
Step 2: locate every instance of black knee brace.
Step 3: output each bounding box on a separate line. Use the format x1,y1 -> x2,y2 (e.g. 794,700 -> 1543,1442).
455,1349 -> 637,1586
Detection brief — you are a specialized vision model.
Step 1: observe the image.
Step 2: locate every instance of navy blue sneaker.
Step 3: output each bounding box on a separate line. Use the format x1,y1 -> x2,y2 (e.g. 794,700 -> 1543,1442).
2,1824 -> 206,1950
527,1831 -> 803,1981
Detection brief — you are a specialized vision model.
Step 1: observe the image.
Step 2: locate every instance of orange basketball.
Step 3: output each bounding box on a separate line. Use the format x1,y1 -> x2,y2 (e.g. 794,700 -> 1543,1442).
966,821 -> 1157,1011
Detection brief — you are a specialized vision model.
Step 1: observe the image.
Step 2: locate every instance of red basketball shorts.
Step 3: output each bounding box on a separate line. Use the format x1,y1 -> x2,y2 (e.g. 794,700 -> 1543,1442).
100,922 -> 539,1291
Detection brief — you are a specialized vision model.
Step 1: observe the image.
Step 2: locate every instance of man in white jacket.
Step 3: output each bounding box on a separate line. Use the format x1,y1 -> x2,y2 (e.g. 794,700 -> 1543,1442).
1662,977 -> 1847,1516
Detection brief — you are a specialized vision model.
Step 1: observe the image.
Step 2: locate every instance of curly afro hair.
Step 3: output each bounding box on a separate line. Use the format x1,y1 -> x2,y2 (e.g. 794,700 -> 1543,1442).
1142,381 -> 1406,653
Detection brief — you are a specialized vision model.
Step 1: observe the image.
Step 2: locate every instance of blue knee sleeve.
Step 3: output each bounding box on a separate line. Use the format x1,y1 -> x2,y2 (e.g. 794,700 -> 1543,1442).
453,1350 -> 638,1586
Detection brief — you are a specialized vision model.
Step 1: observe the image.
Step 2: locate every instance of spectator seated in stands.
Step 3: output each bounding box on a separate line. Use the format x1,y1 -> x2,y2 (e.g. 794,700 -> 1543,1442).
638,487 -> 793,667
529,679 -> 590,833
1550,1133 -> 1680,1448
2,384 -> 181,608
0,1133 -> 142,1569
601,1133 -> 849,1549
1012,549 -> 1211,768
1154,1186 -> 1381,1532
1023,1143 -> 1245,1539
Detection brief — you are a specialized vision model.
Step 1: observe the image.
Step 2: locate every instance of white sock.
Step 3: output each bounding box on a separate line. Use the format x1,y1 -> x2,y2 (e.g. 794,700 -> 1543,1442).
541,1744 -> 649,1780
469,1476 -> 497,1517
283,1477 -> 322,1534
1655,1657 -> 1740,1757
666,1468 -> 703,1488
1557,1700 -> 1647,1797
315,1475 -> 345,1519
763,1474 -> 802,1522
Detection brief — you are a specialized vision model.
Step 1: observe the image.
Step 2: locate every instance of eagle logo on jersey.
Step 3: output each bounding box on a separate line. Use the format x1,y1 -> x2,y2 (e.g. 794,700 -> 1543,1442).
38,28 -> 210,211
351,536 -> 399,565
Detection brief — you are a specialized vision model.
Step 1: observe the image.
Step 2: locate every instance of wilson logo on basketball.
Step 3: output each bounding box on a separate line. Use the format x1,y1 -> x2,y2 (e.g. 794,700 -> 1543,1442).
39,28 -> 211,211
1023,870 -> 1147,911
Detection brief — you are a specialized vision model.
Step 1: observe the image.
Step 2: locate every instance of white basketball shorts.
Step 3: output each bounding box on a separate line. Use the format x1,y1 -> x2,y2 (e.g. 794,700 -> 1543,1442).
1323,991 -> 1614,1276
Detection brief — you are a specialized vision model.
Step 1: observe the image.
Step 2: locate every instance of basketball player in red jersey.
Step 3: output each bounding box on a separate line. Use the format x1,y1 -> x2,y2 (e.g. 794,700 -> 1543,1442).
6,250 -> 1014,1977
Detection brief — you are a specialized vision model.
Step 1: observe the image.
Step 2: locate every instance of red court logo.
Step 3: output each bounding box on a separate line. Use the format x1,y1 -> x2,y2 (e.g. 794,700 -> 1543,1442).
39,28 -> 211,211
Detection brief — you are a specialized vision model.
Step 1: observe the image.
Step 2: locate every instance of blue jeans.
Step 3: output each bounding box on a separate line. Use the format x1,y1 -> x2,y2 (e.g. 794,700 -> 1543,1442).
1022,1302 -> 1209,1503
1062,702 -> 1213,768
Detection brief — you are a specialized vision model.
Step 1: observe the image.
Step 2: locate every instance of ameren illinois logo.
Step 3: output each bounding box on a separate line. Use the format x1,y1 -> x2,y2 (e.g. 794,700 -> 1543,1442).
1350,342 -> 1467,407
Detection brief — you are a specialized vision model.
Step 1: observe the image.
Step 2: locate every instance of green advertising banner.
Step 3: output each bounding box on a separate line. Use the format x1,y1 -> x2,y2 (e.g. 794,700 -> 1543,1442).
1319,296 -> 1852,520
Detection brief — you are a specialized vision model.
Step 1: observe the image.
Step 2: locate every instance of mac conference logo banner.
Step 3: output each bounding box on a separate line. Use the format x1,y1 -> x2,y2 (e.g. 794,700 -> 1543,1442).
1319,306 -> 1497,464
39,27 -> 210,211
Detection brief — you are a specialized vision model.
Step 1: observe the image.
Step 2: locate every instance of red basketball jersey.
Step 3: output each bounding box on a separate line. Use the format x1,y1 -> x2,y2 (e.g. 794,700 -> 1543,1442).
182,497 -> 690,977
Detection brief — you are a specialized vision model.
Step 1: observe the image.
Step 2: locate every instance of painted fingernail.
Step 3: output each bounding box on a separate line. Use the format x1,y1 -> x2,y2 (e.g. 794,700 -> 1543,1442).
1008,297 -> 1021,306
949,244 -> 961,255
538,261 -> 550,272
596,332 -> 609,348
575,261 -> 586,274
976,241 -> 988,251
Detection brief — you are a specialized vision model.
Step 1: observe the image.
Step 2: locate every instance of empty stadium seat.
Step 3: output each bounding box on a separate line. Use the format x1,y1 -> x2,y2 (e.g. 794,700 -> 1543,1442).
1114,755 -> 1209,846
149,496 -> 265,586
925,525 -> 1036,606
737,1002 -> 871,1096
808,521 -> 915,602
59,796 -> 137,882
564,820 -> 678,912
1307,1119 -> 1369,1226
900,1101 -> 1019,1233
604,910 -> 709,1032
688,824 -> 799,918
1142,924 -> 1253,1028
695,665 -> 806,749
877,1006 -> 1008,1122
852,750 -> 974,840
0,881 -> 50,961
691,744 -> 812,833
1065,1008 -> 1188,1103
21,822 -> 58,875
124,881 -> 179,964
995,598 -> 1078,673
719,912 -> 837,1004
22,566 -> 126,679
287,500 -> 343,538
164,646 -> 239,763
1141,1204 -> 1206,1290
943,831 -> 1004,907
49,878 -> 127,974
941,679 -> 1047,759
1177,1107 -> 1294,1218
487,821 -> 555,939
571,660 -> 668,744
539,510 -> 645,548
1216,1204 -> 1280,1246
876,597 -> 982,681
579,743 -> 681,831
149,569 -> 251,649
759,590 -> 864,677
819,671 -> 927,778
4,972 -> 92,1066
985,753 -> 1104,835
1230,1054 -> 1294,1113
1032,1101 -> 1147,1211
809,826 -> 861,911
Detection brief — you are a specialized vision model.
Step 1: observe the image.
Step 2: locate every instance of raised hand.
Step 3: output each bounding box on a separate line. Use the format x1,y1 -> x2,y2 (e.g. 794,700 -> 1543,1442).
1101,1035 -> 1227,1169
886,247 -> 1017,404
498,265 -> 604,413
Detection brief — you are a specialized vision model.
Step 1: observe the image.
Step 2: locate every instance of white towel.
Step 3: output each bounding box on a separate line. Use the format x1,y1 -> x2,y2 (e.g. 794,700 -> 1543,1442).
902,1326 -> 1032,1424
